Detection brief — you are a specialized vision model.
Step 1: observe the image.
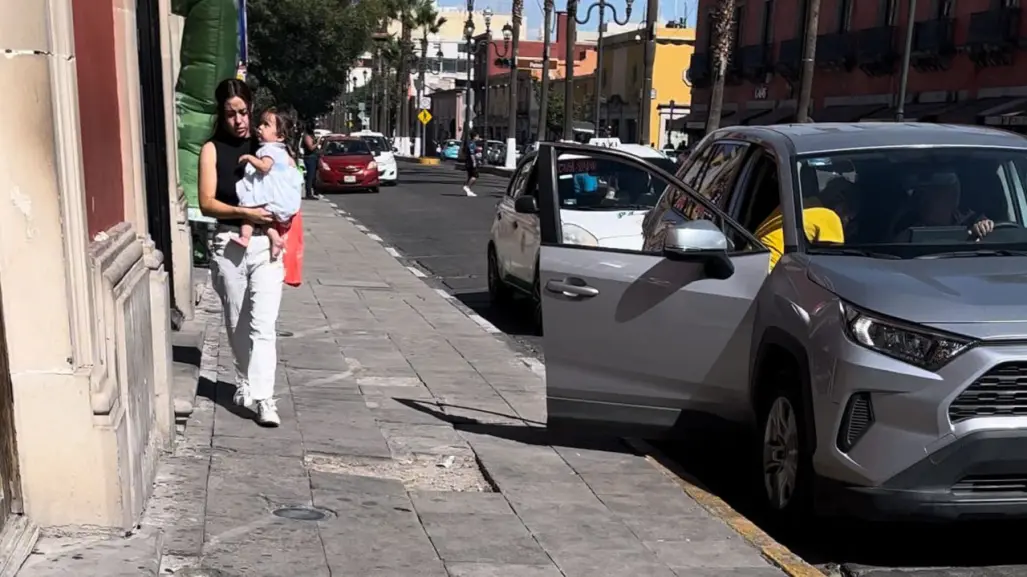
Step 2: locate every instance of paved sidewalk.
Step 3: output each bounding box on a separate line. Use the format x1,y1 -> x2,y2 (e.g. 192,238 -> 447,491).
40,199 -> 788,576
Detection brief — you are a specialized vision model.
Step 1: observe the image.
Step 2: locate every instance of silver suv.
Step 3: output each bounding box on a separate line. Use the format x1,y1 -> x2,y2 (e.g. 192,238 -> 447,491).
523,124 -> 1027,521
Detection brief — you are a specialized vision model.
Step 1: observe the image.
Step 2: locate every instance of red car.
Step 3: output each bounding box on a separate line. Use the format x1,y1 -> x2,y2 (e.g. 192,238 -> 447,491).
315,137 -> 380,193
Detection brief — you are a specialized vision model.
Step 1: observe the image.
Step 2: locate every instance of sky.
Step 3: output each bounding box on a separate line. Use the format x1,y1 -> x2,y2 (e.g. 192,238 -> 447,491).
438,0 -> 697,40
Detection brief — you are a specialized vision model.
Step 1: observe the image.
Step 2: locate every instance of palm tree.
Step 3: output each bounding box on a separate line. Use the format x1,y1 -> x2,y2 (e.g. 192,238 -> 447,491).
414,1 -> 446,154
705,0 -> 736,133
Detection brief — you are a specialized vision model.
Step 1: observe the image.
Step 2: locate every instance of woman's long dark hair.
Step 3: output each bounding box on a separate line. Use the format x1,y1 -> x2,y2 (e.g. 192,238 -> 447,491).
212,78 -> 254,140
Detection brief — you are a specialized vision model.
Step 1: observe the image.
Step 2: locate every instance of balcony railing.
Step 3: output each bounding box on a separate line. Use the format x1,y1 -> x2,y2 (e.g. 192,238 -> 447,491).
738,44 -> 771,82
855,26 -> 896,76
967,7 -> 1020,67
689,52 -> 711,88
911,18 -> 956,72
815,32 -> 855,71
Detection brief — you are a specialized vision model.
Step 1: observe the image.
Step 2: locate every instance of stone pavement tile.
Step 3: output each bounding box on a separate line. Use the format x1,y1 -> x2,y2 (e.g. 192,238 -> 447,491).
525,511 -> 645,555
440,401 -> 525,426
278,338 -> 349,371
366,395 -> 448,426
420,512 -> 551,565
502,481 -> 608,513
495,390 -> 547,423
309,470 -> 414,513
410,491 -> 514,515
551,443 -> 655,475
644,539 -> 773,570
213,394 -> 303,441
202,515 -> 330,577
319,511 -> 442,573
290,384 -> 366,404
143,453 -> 209,557
483,374 -> 544,394
445,563 -> 564,577
674,569 -> 787,576
213,434 -> 305,458
296,408 -> 392,458
597,492 -> 710,542
378,422 -> 470,457
546,549 -> 677,577
360,383 -> 436,401
205,452 -> 311,520
286,367 -> 362,390
578,471 -> 690,496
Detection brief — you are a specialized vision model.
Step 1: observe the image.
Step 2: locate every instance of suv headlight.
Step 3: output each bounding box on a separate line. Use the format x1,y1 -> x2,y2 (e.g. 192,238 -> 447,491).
842,303 -> 974,371
562,223 -> 599,247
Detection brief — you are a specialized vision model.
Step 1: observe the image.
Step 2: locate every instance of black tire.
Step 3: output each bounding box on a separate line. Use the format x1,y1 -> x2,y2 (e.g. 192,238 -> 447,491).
756,372 -> 814,522
370,186 -> 380,193
487,245 -> 513,305
531,262 -> 543,335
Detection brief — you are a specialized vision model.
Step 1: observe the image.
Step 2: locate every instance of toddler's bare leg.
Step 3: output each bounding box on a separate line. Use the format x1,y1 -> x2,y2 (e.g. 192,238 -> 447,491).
267,228 -> 284,259
234,223 -> 253,247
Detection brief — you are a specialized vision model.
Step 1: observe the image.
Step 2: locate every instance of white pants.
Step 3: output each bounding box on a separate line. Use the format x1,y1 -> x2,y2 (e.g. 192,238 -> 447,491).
210,229 -> 284,401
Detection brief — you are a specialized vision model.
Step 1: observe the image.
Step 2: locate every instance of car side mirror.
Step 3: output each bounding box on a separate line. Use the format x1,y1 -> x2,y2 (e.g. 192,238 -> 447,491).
663,220 -> 734,280
514,195 -> 538,214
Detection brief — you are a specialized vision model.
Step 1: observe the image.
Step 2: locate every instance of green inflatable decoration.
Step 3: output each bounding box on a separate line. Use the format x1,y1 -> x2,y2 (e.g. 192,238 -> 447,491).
173,0 -> 239,213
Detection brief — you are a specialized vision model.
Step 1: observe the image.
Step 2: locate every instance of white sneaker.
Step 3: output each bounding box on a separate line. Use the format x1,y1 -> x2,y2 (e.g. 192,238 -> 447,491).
256,399 -> 281,427
464,186 -> 477,197
233,384 -> 253,408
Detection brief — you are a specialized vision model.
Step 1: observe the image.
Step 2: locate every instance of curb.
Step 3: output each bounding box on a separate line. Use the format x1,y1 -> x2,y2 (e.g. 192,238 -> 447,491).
317,196 -> 820,577
624,438 -> 827,577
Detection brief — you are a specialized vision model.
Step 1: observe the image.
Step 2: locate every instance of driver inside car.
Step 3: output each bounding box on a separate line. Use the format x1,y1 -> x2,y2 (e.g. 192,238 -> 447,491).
891,172 -> 995,240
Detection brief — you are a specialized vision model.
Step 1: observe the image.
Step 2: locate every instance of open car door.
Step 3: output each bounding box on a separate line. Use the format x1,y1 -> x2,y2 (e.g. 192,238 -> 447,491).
531,142 -> 772,439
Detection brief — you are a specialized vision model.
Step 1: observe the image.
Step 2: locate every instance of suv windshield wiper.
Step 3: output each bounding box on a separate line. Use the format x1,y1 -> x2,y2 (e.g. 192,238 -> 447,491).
809,247 -> 902,259
917,249 -> 1027,259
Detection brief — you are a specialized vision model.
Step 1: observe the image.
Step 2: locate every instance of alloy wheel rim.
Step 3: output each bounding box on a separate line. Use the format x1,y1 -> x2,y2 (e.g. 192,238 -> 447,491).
762,396 -> 800,511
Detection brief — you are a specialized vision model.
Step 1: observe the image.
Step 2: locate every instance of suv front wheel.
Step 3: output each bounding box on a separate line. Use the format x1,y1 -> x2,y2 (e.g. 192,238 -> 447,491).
487,245 -> 512,305
757,378 -> 813,520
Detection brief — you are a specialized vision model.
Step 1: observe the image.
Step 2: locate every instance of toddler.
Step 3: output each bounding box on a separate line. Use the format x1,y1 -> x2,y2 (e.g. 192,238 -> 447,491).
235,107 -> 304,259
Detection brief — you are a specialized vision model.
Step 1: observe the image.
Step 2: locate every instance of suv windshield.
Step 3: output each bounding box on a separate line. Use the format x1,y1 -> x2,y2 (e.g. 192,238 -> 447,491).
557,155 -> 665,211
360,136 -> 389,154
797,147 -> 1027,257
323,139 -> 371,155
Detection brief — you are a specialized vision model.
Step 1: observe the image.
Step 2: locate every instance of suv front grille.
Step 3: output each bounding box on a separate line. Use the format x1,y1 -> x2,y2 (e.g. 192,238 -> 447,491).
949,362 -> 1027,423
953,475 -> 1027,494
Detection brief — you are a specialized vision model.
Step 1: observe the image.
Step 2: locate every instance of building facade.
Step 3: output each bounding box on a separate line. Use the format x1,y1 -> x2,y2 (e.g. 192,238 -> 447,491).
0,0 -> 188,564
685,0 -> 1027,135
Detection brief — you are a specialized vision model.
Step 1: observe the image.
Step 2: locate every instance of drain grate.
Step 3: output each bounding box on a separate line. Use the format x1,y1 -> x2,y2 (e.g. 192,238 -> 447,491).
272,506 -> 329,521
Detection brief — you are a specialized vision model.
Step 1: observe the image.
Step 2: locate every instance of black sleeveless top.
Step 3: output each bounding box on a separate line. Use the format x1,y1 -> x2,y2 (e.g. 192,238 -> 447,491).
210,134 -> 258,226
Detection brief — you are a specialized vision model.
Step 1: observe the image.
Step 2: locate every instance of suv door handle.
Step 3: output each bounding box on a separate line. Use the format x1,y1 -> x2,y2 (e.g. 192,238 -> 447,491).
546,278 -> 599,298
512,221 -> 519,229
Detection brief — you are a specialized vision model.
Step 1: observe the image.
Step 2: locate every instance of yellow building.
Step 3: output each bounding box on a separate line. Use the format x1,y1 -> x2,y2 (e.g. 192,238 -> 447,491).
596,25 -> 694,147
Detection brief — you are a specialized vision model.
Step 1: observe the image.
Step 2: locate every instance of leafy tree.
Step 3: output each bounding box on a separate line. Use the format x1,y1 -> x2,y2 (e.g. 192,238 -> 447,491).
532,78 -> 583,138
247,0 -> 387,122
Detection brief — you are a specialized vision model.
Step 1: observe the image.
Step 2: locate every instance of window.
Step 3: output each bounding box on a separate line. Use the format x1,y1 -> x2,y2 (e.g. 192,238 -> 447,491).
673,143 -> 748,221
795,147 -> 1027,257
679,143 -> 715,187
508,157 -> 535,198
797,0 -> 809,35
837,0 -> 853,32
760,0 -> 775,44
555,153 -> 668,211
732,6 -> 745,53
931,0 -> 955,17
322,139 -> 371,155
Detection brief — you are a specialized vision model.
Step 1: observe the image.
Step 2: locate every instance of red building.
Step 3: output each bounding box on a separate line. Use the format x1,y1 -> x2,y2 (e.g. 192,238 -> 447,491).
684,0 -> 1027,134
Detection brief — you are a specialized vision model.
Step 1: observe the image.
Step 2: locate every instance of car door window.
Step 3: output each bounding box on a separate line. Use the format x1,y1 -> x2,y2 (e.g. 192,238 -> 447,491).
679,143 -> 713,187
672,143 -> 749,222
508,157 -> 535,198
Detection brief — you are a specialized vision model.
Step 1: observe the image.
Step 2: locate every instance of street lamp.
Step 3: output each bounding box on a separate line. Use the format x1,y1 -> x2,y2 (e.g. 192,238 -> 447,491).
569,0 -> 633,139
472,8 -> 512,140
504,1 -> 522,169
415,36 -> 446,156
463,16 -> 475,144
666,99 -> 675,148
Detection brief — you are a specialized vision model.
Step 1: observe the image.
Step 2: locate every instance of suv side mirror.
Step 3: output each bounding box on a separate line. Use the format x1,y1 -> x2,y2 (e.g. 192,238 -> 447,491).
663,220 -> 734,280
514,195 -> 538,214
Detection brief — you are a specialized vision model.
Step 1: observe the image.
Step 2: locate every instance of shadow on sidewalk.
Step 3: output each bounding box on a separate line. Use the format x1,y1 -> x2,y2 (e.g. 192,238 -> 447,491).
196,376 -> 257,420
394,398 -> 637,455
454,291 -> 538,338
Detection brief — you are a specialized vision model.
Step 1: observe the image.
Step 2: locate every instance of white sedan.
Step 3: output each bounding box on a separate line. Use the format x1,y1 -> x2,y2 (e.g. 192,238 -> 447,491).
352,130 -> 399,185
487,139 -> 677,330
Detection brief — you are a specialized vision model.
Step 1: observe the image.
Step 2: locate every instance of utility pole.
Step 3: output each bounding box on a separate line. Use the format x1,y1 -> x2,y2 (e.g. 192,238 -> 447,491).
537,0 -> 554,141
563,1 -> 577,139
895,0 -> 916,121
638,0 -> 659,144
795,0 -> 820,122
505,0 -> 523,168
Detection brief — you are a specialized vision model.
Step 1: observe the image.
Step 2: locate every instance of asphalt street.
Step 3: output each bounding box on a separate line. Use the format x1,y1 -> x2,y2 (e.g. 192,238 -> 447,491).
329,162 -> 1027,577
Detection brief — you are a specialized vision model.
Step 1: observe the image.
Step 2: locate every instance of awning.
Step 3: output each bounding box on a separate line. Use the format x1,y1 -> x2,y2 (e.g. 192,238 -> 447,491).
860,101 -> 959,122
750,107 -> 797,125
679,110 -> 736,130
935,97 -> 1027,125
571,120 -> 595,134
813,103 -> 888,122
722,108 -> 775,127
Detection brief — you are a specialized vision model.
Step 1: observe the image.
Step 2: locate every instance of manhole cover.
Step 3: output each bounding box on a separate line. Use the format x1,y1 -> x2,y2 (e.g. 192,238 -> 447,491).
276,330 -> 294,337
273,506 -> 328,521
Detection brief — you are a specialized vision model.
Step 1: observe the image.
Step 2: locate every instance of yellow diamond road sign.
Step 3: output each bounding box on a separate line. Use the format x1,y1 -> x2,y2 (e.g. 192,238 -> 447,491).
418,109 -> 432,125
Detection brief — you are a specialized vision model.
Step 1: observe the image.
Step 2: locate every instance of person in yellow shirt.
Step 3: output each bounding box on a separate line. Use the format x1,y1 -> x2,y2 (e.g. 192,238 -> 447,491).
754,178 -> 859,271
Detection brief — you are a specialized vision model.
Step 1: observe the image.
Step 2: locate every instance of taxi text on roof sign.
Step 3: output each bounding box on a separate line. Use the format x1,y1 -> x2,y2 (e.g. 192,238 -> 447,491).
588,138 -> 623,148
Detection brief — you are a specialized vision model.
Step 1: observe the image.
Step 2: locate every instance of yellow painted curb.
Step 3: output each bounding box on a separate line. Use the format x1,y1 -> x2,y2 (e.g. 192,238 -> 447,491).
419,157 -> 441,165
625,438 -> 826,577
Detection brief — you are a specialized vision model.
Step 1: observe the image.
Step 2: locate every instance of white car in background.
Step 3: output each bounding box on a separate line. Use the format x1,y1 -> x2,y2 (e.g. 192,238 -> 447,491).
352,130 -> 399,185
487,138 -> 677,330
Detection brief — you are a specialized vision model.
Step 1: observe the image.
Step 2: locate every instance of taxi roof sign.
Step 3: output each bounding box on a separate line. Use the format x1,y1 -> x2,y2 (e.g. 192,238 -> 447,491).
588,137 -> 623,148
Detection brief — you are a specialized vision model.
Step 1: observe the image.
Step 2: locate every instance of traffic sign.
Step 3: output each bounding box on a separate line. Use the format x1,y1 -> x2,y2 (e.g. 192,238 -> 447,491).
420,96 -> 431,109
418,109 -> 432,125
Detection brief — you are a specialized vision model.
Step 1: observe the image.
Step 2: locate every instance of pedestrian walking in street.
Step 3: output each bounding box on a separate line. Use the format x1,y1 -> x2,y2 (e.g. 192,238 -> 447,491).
301,124 -> 319,199
463,130 -> 479,197
197,78 -> 285,427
